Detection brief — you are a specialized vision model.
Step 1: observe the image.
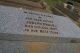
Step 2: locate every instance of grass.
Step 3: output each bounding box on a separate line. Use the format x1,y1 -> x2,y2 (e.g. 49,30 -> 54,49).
44,0 -> 65,6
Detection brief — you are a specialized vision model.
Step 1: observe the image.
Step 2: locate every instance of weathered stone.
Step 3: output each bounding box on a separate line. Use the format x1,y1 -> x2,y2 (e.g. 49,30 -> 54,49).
0,40 -> 79,53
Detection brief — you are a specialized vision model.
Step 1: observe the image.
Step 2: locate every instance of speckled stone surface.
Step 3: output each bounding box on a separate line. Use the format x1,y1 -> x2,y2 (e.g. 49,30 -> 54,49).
0,5 -> 25,34
0,5 -> 80,38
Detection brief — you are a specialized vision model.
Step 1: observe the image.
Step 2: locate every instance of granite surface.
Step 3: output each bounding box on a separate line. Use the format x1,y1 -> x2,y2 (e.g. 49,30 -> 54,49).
0,5 -> 80,38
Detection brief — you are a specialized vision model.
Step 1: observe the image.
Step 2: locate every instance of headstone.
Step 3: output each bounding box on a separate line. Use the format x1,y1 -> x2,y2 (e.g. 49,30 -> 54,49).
0,5 -> 80,41
0,4 -> 80,53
